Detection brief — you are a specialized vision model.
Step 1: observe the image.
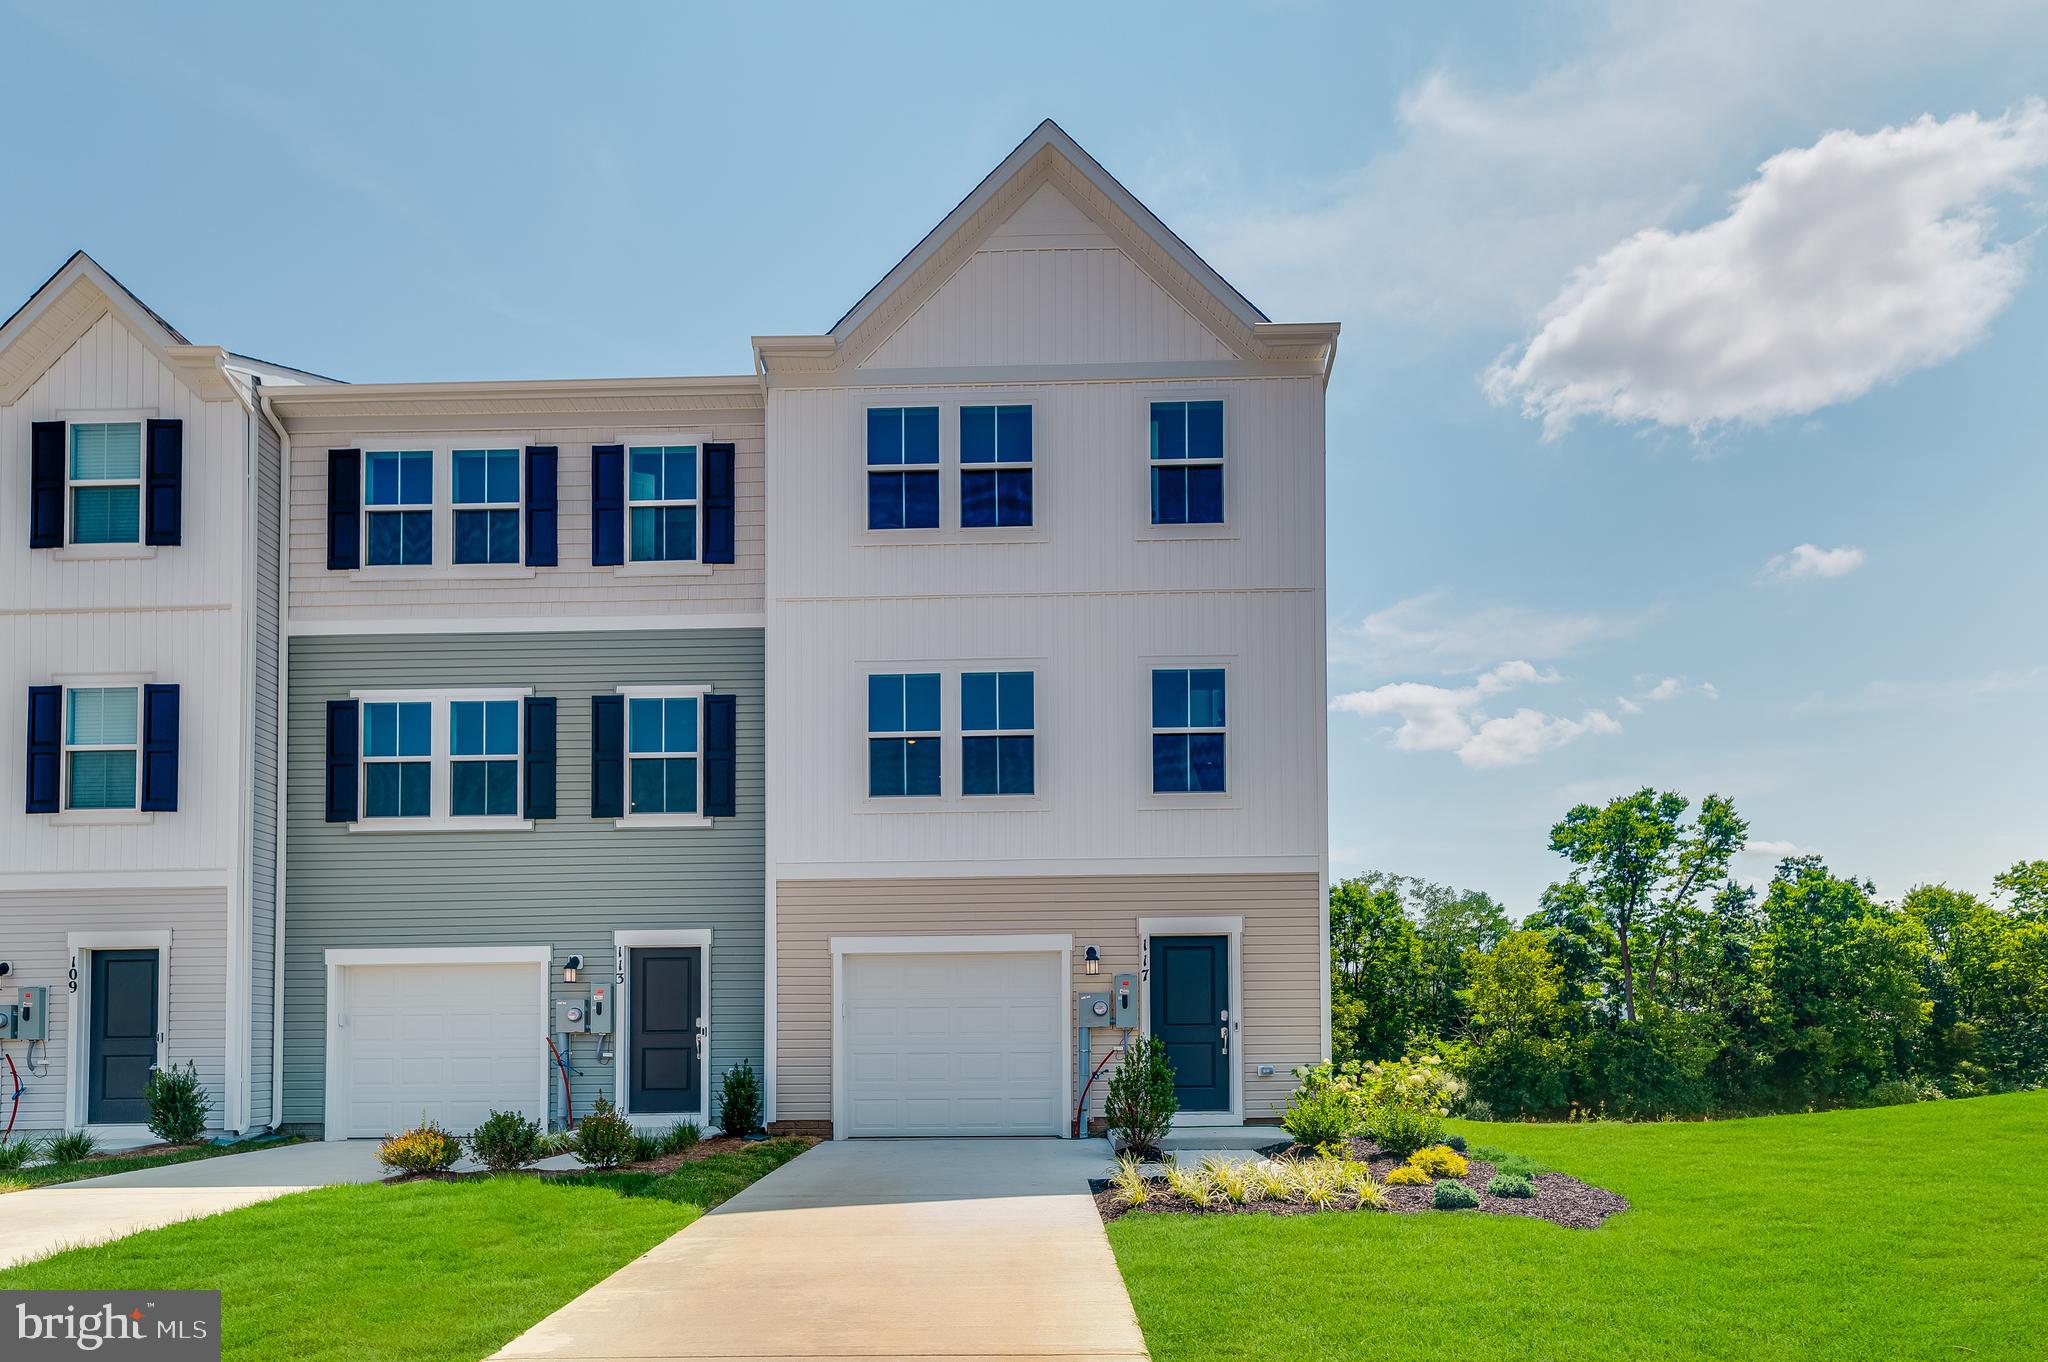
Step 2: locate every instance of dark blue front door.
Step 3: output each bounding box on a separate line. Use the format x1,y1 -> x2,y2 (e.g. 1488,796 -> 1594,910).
630,947 -> 701,1114
89,949 -> 158,1124
1150,935 -> 1230,1113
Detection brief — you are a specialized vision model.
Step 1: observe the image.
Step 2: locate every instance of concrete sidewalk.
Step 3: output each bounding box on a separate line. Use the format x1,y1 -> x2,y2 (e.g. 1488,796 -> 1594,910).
0,1139 -> 386,1269
489,1138 -> 1150,1362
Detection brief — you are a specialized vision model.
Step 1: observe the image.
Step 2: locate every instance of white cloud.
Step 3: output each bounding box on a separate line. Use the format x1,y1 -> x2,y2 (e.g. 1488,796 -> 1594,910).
1742,839 -> 1813,859
1332,590 -> 1639,677
1764,543 -> 1867,581
1486,103 -> 2048,436
1150,2 -> 2048,329
1810,665 -> 2048,712
1332,661 -> 1617,768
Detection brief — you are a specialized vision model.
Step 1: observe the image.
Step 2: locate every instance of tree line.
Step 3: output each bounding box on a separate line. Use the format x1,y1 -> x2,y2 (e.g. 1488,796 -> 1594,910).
1332,788 -> 2048,1117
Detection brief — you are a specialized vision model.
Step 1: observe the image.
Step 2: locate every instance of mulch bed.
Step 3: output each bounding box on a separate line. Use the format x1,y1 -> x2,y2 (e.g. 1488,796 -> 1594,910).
386,1134 -> 812,1182
1093,1138 -> 1628,1230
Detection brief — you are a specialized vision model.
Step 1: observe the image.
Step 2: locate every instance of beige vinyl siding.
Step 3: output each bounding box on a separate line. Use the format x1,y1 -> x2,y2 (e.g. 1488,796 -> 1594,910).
247,409 -> 283,1127
0,887 -> 229,1135
283,410 -> 765,625
773,872 -> 1323,1128
283,629 -> 764,1128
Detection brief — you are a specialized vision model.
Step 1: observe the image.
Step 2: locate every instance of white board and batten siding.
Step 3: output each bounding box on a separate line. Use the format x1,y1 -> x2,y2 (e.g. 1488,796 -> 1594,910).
0,305 -> 267,1132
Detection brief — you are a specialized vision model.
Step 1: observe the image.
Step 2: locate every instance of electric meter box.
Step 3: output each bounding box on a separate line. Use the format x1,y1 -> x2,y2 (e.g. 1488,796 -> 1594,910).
1078,991 -> 1112,1024
554,998 -> 591,1033
1,985 -> 46,1040
1111,973 -> 1139,1027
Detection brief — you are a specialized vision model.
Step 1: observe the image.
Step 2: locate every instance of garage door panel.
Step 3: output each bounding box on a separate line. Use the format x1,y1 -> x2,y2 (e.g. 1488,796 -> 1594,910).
340,962 -> 541,1139
842,951 -> 1062,1137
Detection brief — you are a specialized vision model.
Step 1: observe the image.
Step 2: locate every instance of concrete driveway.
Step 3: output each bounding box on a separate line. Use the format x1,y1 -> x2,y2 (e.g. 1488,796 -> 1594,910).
0,1138 -> 386,1269
490,1138 -> 1149,1362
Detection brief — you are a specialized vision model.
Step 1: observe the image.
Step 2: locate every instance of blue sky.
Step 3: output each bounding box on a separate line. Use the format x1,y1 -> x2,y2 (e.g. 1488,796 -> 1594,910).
4,1 -> 2043,914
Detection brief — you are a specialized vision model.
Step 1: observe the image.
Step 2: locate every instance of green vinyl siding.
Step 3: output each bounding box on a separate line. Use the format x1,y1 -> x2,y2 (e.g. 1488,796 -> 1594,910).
282,629 -> 764,1130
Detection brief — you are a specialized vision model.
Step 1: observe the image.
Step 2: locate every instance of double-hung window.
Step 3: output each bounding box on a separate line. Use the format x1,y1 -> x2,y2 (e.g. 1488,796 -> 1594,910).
365,451 -> 433,566
960,405 -> 1032,528
1151,668 -> 1226,793
450,698 -> 520,816
866,406 -> 939,530
1149,400 -> 1224,525
64,686 -> 140,810
627,690 -> 701,816
68,422 -> 143,544
962,671 -> 1034,796
453,449 -> 521,565
362,699 -> 432,818
628,445 -> 698,562
868,672 -> 940,797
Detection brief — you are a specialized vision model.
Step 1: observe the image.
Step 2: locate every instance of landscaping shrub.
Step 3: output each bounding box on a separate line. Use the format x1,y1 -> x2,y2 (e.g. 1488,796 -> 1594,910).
629,1134 -> 660,1162
537,1130 -> 576,1158
1108,1154 -> 1152,1208
0,1137 -> 38,1171
572,1096 -> 639,1168
1294,1158 -> 1347,1208
1860,1078 -> 1945,1108
1433,1179 -> 1480,1210
1458,1096 -> 1497,1122
1486,1171 -> 1535,1198
719,1060 -> 763,1137
1201,1155 -> 1254,1205
1474,1147 -> 1541,1179
1163,1161 -> 1214,1208
1366,1102 -> 1446,1159
1409,1144 -> 1469,1178
377,1118 -> 460,1174
654,1120 -> 702,1155
1247,1158 -> 1293,1203
1105,1036 -> 1178,1158
1282,1079 -> 1359,1150
466,1109 -> 545,1172
1340,1161 -> 1389,1209
44,1130 -> 98,1163
1384,1164 -> 1430,1187
144,1061 -> 212,1145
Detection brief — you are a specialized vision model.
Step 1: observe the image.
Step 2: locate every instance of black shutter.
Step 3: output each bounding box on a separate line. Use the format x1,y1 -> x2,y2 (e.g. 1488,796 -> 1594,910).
324,699 -> 359,822
591,444 -> 624,566
590,694 -> 624,818
702,441 -> 735,565
25,686 -> 61,813
704,692 -> 736,817
30,421 -> 65,548
326,449 -> 361,570
144,419 -> 184,546
524,696 -> 557,819
140,683 -> 180,811
524,446 -> 558,567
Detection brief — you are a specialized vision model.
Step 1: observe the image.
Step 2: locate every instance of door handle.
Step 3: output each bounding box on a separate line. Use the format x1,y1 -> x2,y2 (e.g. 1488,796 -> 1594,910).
694,1019 -> 705,1060
1220,1024 -> 1228,1056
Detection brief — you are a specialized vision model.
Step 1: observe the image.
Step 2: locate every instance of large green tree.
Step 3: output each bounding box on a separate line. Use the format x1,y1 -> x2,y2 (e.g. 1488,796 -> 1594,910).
1327,876 -> 1425,1063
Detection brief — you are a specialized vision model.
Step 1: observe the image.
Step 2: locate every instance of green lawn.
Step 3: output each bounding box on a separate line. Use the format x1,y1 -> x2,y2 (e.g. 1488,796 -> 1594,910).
1108,1092 -> 2048,1362
1,1136 -> 304,1192
0,1139 -> 811,1362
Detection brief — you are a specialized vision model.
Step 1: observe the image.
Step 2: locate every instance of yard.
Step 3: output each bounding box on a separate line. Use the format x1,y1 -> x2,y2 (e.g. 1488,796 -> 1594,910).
0,1138 -> 810,1362
1108,1091 -> 2048,1362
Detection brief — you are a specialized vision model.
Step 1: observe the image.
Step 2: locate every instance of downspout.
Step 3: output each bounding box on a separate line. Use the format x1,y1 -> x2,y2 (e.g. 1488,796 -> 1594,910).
259,382 -> 291,1132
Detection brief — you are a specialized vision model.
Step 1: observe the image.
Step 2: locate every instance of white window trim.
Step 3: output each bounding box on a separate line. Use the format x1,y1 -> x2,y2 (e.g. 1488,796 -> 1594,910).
360,448 -> 436,569
65,929 -> 173,1140
957,400 -> 1037,533
865,670 -> 944,802
959,669 -> 1037,799
1145,660 -> 1233,801
449,446 -> 525,568
1142,391 -> 1231,538
321,945 -> 552,1142
614,683 -> 712,828
59,681 -> 144,815
856,396 -> 1050,545
57,410 -> 153,550
346,686 -> 533,832
857,660 -> 1048,811
1136,915 -> 1245,1127
862,403 -> 943,536
625,441 -> 703,567
612,929 -> 715,1131
828,933 -> 1073,1140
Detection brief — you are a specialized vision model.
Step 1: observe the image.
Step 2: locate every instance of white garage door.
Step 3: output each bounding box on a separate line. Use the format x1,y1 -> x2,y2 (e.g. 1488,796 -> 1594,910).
842,952 -> 1063,1137
337,963 -> 542,1138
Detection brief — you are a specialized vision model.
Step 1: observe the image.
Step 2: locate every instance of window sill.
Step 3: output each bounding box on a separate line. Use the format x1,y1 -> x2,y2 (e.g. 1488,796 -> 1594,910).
1138,795 -> 1239,811
49,809 -> 155,826
53,544 -> 156,561
346,817 -> 535,834
348,565 -> 538,581
610,814 -> 714,830
612,562 -> 713,578
1136,527 -> 1237,542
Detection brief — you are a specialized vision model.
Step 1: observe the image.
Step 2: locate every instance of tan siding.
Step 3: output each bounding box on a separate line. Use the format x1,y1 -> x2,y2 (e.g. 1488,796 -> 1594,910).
774,872 -> 1323,1128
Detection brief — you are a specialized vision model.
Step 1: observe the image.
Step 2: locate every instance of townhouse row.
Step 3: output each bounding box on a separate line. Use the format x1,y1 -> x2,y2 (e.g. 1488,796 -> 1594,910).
0,122 -> 1334,1142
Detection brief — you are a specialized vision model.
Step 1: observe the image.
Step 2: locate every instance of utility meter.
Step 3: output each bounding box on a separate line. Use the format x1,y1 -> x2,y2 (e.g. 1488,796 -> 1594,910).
1078,992 -> 1111,1023
554,998 -> 591,1033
